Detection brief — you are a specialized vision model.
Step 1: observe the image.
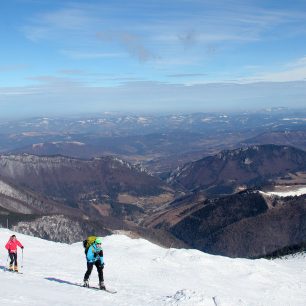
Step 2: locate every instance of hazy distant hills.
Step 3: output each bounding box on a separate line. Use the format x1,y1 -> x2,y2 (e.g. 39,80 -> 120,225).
168,144 -> 306,195
0,110 -> 292,135
11,132 -> 234,175
11,131 -> 210,159
1,109 -> 306,174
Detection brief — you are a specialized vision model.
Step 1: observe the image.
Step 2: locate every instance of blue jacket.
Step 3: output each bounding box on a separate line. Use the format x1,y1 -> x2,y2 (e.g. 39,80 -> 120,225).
86,243 -> 104,264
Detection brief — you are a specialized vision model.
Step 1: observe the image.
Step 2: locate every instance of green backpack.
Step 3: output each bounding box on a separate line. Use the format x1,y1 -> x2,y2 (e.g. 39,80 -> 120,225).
83,235 -> 97,254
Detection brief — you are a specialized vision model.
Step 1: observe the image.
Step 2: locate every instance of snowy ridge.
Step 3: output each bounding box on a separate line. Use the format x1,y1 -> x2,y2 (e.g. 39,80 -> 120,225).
261,186 -> 306,197
268,187 -> 306,197
0,229 -> 306,306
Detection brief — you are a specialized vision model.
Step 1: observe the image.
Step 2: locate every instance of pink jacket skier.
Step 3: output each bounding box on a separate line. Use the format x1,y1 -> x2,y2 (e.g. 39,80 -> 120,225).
5,235 -> 24,272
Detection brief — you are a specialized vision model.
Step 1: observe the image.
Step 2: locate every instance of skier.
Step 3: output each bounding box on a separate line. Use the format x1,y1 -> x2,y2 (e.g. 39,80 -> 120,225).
5,235 -> 24,272
83,237 -> 105,290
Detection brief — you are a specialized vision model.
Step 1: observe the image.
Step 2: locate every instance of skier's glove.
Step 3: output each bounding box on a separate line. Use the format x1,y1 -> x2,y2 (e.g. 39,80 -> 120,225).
21,246 -> 24,249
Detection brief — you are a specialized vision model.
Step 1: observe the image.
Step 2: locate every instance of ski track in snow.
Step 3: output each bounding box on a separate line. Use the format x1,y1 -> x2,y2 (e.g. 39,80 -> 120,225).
0,228 -> 306,306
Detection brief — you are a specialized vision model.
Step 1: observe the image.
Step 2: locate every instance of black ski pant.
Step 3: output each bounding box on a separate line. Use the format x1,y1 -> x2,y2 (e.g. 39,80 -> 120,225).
9,252 -> 17,266
84,261 -> 104,282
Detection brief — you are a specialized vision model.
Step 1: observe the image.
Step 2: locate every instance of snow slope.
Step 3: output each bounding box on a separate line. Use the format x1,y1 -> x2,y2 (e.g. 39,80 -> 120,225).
266,186 -> 306,197
0,228 -> 306,306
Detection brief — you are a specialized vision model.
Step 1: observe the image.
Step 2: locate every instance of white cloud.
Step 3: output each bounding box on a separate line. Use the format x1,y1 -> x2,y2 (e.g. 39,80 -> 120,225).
96,31 -> 158,62
1,76 -> 306,115
21,5 -> 97,42
20,2 -> 306,59
60,50 -> 126,59
58,69 -> 85,75
0,86 -> 40,96
254,67 -> 306,82
41,8 -> 93,30
23,26 -> 51,42
287,56 -> 306,68
238,56 -> 306,83
0,64 -> 28,72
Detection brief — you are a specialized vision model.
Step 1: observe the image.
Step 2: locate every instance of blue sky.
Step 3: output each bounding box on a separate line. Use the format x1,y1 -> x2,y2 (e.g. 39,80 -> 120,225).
1,0 -> 306,118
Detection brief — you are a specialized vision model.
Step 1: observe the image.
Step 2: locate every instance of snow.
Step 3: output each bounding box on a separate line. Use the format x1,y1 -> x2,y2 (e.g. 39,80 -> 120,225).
265,186 -> 306,197
244,158 -> 252,165
32,143 -> 44,148
1,228 -> 306,306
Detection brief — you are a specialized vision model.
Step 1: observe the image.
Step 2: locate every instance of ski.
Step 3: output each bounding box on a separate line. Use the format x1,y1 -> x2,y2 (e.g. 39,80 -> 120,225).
94,287 -> 117,294
7,270 -> 23,274
103,288 -> 117,294
76,283 -> 117,294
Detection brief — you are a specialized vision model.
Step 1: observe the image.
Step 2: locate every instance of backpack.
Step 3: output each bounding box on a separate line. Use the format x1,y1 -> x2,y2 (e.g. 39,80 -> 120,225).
83,235 -> 97,254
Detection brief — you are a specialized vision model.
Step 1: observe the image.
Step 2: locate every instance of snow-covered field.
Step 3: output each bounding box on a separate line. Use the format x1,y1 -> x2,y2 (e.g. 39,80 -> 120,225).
0,228 -> 306,306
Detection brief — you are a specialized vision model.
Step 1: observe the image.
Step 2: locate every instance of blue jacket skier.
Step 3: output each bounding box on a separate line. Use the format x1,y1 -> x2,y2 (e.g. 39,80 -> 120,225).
83,237 -> 105,290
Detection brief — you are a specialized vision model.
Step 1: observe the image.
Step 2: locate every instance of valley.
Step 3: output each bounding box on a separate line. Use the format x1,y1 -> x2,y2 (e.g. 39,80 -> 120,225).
0,109 -> 305,258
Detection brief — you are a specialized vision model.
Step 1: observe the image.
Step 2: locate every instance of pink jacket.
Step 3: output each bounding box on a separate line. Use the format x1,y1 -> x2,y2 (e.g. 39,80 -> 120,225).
5,239 -> 23,253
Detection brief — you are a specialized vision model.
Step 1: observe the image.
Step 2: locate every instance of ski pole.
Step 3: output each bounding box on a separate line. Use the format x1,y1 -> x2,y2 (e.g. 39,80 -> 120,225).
21,248 -> 24,268
5,253 -> 9,272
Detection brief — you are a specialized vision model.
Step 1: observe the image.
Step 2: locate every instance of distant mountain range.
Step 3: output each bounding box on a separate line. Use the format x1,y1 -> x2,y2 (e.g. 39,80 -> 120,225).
3,108 -> 305,136
1,109 -> 306,174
